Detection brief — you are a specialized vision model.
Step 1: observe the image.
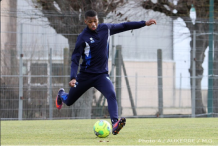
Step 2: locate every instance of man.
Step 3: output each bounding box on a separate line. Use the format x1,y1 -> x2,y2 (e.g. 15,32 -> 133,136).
56,10 -> 156,135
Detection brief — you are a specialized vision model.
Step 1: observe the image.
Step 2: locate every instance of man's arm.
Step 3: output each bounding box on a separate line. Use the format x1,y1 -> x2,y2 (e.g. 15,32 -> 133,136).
69,35 -> 84,87
108,19 -> 156,35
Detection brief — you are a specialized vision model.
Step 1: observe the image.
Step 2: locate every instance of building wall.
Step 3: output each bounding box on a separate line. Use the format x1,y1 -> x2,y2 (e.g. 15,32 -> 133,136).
106,1 -> 173,61
93,60 -> 208,116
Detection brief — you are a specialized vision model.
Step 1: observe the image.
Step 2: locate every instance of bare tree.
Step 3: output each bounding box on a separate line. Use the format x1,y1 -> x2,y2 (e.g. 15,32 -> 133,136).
141,0 -> 218,114
1,0 -> 19,118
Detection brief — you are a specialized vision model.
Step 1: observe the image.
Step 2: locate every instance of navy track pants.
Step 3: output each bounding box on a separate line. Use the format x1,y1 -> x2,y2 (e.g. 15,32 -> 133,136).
59,73 -> 118,121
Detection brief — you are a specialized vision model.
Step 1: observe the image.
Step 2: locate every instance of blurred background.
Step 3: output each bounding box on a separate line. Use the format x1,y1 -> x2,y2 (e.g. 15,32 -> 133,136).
1,0 -> 218,120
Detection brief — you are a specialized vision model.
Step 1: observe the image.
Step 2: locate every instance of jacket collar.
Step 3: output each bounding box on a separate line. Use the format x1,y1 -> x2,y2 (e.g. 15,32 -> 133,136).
85,26 -> 98,34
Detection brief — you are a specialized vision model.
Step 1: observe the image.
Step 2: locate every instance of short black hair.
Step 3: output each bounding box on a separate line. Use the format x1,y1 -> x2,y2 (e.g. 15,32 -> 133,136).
85,10 -> 97,19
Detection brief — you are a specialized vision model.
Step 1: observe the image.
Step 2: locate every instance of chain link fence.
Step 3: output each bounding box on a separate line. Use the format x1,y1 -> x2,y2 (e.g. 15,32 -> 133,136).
1,5 -> 218,120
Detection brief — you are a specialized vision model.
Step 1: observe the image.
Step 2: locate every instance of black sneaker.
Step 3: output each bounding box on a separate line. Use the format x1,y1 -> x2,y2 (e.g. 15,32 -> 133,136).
112,117 -> 126,135
55,88 -> 64,109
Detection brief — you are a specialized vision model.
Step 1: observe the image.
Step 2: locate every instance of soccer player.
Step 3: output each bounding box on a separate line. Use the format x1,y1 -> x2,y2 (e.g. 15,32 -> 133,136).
56,10 -> 156,135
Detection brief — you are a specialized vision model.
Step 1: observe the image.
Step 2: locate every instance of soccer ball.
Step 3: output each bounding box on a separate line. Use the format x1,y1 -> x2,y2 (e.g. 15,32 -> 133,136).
93,120 -> 112,138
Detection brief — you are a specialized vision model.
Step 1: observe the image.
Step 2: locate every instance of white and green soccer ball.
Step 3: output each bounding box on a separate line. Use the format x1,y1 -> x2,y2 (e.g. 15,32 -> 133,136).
93,120 -> 112,138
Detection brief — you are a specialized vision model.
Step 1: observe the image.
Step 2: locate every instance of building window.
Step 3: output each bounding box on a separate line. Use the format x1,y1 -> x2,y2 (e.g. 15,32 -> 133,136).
52,64 -> 64,83
31,63 -> 47,84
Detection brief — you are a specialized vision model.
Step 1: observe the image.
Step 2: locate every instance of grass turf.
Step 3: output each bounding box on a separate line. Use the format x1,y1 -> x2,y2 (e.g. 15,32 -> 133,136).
1,118 -> 218,145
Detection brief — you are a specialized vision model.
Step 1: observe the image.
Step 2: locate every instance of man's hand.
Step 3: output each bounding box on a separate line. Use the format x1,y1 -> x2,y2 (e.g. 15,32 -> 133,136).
69,79 -> 77,87
146,19 -> 156,26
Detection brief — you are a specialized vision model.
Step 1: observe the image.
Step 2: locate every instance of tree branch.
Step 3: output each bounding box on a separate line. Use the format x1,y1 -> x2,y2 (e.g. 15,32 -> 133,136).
54,0 -> 70,13
142,0 -> 178,17
36,0 -> 82,38
104,0 -> 125,14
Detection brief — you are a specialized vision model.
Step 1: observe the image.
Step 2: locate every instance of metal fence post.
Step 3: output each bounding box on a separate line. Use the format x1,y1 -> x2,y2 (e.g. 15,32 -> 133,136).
191,31 -> 196,118
135,73 -> 138,108
121,55 -> 137,116
18,23 -> 23,120
179,73 -> 182,107
157,49 -> 163,117
208,0 -> 214,116
64,48 -> 69,92
115,45 -> 122,116
49,48 -> 53,119
111,34 -> 115,84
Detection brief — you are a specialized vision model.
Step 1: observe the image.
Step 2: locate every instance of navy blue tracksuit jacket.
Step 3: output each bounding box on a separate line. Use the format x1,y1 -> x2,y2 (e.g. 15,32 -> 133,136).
60,21 -> 146,122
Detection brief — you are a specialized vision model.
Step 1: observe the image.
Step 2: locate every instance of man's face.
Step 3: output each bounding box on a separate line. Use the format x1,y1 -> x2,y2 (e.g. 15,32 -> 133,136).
85,16 -> 99,31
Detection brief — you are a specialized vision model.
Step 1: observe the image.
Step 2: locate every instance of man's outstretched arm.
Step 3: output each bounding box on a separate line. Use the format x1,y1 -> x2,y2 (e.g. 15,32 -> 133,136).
108,19 -> 156,35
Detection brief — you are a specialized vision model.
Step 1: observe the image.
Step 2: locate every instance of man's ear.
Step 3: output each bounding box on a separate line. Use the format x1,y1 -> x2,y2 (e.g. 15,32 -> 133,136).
84,19 -> 87,24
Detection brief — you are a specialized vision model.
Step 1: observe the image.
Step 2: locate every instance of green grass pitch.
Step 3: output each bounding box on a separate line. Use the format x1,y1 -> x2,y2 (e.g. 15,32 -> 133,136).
1,118 -> 218,145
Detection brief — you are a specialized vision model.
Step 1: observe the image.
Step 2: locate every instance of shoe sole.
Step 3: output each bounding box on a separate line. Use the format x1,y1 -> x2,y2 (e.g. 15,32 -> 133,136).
112,117 -> 126,135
